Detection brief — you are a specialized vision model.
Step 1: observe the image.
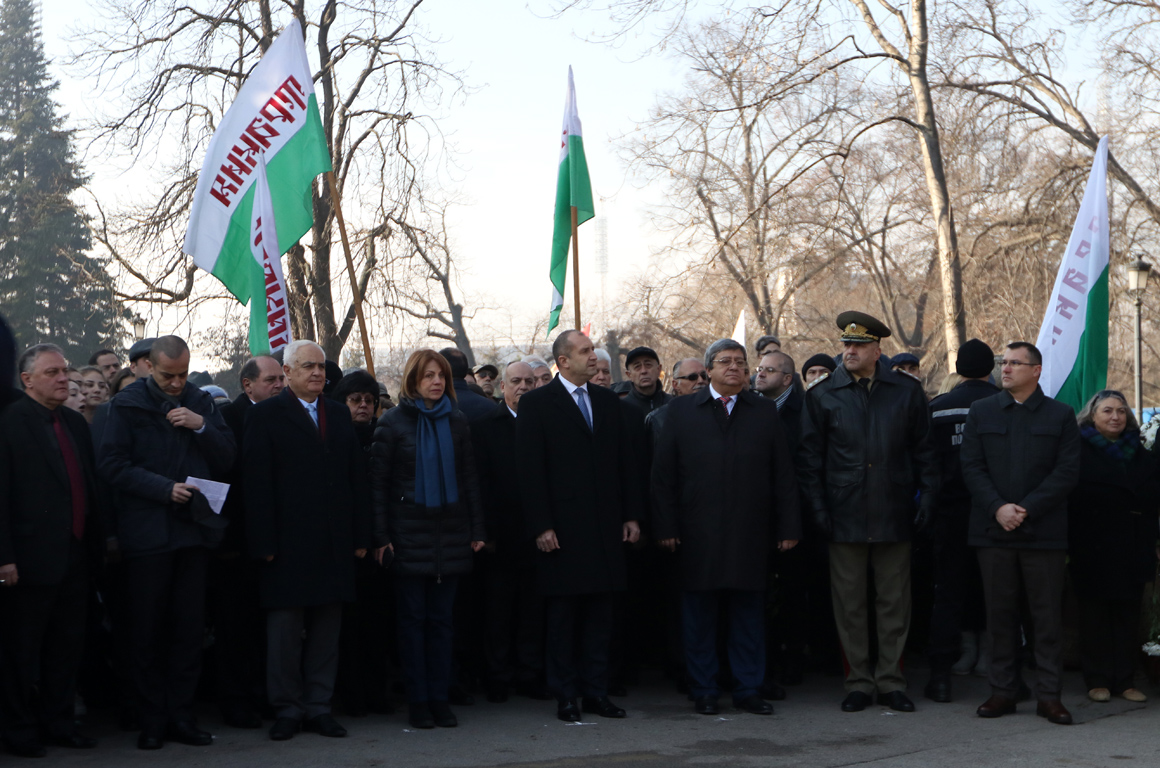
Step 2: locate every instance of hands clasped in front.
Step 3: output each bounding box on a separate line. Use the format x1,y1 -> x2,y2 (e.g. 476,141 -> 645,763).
538,521 -> 641,553
996,502 -> 1027,532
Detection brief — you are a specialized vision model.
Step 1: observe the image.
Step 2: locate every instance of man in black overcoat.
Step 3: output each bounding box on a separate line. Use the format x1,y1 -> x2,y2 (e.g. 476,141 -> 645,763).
473,361 -> 545,702
99,335 -> 235,750
211,355 -> 284,728
0,344 -> 103,757
245,341 -> 371,742
517,330 -> 642,722
653,338 -> 802,716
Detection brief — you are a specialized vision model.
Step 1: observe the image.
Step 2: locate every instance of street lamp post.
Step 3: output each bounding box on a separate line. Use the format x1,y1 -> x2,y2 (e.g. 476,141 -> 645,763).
132,315 -> 146,342
1127,258 -> 1152,418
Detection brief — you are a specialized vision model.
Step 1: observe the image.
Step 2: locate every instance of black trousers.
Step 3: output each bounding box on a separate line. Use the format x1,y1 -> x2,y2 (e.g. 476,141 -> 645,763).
208,554 -> 266,714
483,556 -> 544,686
335,558 -> 394,712
767,544 -> 809,676
125,546 -> 209,730
1077,593 -> 1142,693
0,539 -> 87,742
977,547 -> 1066,700
544,593 -> 614,702
926,511 -> 987,671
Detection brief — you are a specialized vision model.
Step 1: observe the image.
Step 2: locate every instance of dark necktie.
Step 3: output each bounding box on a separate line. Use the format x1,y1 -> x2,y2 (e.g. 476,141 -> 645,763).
858,378 -> 870,394
52,410 -> 86,540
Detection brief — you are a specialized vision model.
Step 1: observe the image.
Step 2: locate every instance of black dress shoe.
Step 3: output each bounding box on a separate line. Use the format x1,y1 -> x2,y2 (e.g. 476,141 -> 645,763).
760,680 -> 787,701
841,691 -> 872,712
408,703 -> 434,729
447,685 -> 475,706
137,729 -> 164,751
877,691 -> 916,712
303,714 -> 347,737
45,732 -> 98,749
5,738 -> 47,758
694,695 -> 719,715
222,708 -> 263,729
167,721 -> 213,746
268,717 -> 300,741
429,701 -> 458,727
733,695 -> 773,715
581,696 -> 626,718
924,674 -> 952,703
557,700 -> 581,722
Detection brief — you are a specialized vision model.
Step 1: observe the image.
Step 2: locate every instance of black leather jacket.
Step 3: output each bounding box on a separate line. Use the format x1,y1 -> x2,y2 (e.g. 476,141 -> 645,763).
798,358 -> 938,543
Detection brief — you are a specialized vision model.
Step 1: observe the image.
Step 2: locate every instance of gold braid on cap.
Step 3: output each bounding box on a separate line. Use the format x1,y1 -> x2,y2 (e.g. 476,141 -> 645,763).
840,323 -> 880,343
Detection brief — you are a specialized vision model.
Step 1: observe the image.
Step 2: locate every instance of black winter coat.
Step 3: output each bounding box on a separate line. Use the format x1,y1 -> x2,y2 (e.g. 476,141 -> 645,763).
1067,437 -> 1159,599
928,380 -> 1001,514
244,389 -> 372,609
473,405 -> 534,562
652,388 -> 802,591
961,387 -> 1080,550
218,393 -> 252,555
370,398 -> 486,578
452,380 -> 498,422
518,376 -> 644,596
798,359 -> 938,542
99,379 -> 235,557
0,395 -> 104,584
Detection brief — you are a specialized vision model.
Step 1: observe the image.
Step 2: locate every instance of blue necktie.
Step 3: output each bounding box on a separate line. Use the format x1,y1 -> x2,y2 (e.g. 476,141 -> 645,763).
575,387 -> 593,431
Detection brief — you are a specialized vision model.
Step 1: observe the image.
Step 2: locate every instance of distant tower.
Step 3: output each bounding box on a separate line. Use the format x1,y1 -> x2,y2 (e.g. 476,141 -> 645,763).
595,209 -> 609,327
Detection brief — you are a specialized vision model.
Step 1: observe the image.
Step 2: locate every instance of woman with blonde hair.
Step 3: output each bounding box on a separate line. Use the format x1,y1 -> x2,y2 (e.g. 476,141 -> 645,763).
1068,389 -> 1158,704
370,350 -> 485,729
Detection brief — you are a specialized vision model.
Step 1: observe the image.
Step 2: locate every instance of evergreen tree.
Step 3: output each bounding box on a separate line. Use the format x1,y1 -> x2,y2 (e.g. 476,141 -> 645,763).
0,0 -> 122,364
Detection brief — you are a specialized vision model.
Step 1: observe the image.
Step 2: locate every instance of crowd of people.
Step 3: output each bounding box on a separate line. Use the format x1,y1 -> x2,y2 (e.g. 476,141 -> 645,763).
0,309 -> 1156,759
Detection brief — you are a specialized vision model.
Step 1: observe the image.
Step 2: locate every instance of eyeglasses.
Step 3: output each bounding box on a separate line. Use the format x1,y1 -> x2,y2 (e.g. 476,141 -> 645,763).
998,360 -> 1036,368
754,366 -> 788,375
674,371 -> 709,382
712,358 -> 747,370
345,394 -> 376,406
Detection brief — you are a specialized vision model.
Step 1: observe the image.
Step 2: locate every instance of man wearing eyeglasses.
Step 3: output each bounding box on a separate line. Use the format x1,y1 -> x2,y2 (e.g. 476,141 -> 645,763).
652,338 -> 801,716
960,341 -> 1080,725
798,312 -> 938,714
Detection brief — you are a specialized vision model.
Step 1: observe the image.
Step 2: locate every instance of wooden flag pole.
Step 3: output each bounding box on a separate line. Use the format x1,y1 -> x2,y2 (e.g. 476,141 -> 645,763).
571,205 -> 581,331
326,171 -> 376,380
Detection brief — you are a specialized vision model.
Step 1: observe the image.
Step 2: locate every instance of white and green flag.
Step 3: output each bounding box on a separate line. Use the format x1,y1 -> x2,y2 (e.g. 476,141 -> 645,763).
1035,136 -> 1109,412
547,66 -> 594,334
183,18 -> 331,354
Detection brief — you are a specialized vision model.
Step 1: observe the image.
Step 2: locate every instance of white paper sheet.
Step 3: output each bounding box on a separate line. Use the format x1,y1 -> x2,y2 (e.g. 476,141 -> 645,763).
185,476 -> 230,515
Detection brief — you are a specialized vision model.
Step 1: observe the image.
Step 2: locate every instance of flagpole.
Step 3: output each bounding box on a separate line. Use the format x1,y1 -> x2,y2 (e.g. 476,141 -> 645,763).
326,171 -> 376,380
571,206 -> 581,330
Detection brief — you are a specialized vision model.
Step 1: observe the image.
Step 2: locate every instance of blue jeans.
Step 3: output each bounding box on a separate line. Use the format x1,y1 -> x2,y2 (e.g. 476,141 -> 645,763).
681,589 -> 765,701
394,575 -> 459,704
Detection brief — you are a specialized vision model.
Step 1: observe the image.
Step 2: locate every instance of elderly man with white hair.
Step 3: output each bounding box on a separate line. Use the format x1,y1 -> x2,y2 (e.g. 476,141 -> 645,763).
522,355 -> 553,389
244,340 -> 371,743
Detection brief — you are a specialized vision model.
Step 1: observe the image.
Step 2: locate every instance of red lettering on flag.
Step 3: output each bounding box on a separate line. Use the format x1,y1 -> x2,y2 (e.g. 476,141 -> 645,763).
1062,268 -> 1088,294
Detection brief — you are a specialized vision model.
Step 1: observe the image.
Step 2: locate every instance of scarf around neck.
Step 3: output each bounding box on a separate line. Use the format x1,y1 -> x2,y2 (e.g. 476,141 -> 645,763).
412,395 -> 459,508
1080,424 -> 1139,462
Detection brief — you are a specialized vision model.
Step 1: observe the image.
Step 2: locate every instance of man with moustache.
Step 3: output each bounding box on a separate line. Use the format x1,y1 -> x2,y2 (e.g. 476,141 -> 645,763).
100,335 -> 235,750
212,356 -> 285,728
474,362 -> 547,702
0,345 -> 103,757
799,312 -> 937,714
245,341 -> 371,742
518,330 -> 642,721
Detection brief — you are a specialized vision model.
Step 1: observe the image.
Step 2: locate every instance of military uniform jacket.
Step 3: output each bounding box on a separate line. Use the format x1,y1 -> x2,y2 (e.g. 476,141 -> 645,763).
798,358 -> 938,542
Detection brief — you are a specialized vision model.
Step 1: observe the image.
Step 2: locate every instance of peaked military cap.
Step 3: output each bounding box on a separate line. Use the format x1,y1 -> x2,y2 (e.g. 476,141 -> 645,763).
836,311 -> 891,343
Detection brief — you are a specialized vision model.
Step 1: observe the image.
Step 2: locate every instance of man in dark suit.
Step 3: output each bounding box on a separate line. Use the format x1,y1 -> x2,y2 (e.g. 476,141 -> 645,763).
211,356 -> 284,728
653,339 -> 802,716
474,361 -> 544,703
961,341 -> 1081,725
245,341 -> 371,742
99,335 -> 236,750
518,330 -> 642,722
0,344 -> 102,757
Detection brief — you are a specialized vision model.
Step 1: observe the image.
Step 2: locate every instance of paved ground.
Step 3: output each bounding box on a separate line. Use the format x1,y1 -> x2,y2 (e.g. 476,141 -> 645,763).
36,669 -> 1160,767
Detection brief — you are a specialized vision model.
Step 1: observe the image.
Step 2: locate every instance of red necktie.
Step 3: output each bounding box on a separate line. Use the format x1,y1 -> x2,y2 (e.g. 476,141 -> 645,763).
52,410 -> 86,540
718,395 -> 732,415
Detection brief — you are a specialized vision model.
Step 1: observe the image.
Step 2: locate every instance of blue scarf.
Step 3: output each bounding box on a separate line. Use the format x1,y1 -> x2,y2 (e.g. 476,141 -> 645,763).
1080,424 -> 1139,462
413,395 -> 459,508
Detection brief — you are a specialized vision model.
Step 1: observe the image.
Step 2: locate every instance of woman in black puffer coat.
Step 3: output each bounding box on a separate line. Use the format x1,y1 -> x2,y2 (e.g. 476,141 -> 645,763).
1068,390 -> 1159,705
370,349 -> 485,730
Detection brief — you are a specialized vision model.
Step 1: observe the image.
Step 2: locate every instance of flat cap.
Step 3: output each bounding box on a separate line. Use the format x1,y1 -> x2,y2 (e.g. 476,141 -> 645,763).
836,311 -> 891,343
624,346 -> 660,368
128,337 -> 155,362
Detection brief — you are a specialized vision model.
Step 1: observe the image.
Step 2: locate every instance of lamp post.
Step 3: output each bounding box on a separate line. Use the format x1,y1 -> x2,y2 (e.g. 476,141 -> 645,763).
131,315 -> 146,342
1127,258 -> 1152,418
